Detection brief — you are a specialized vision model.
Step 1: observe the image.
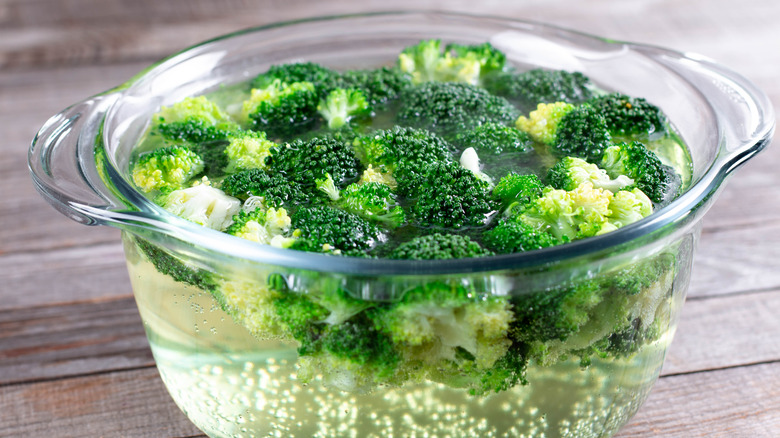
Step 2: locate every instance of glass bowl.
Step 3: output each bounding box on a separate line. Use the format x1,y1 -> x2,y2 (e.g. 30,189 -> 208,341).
29,11 -> 773,438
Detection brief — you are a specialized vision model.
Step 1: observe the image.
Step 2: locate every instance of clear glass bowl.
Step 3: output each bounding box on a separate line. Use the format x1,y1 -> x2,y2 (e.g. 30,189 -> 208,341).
29,11 -> 773,438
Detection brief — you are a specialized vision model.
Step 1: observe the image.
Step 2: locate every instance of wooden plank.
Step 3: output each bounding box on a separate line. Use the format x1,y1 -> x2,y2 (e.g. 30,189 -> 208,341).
619,362 -> 780,437
0,242 -> 129,310
0,297 -> 152,386
0,367 -> 202,438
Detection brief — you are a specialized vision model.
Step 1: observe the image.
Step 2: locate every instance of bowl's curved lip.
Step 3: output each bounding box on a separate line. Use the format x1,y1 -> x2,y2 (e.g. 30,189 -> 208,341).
99,10 -> 774,276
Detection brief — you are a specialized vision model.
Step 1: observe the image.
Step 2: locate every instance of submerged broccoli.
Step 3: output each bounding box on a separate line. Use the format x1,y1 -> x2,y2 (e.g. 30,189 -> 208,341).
492,172 -> 544,210
389,233 -> 494,260
242,79 -> 319,139
454,121 -> 533,156
265,136 -> 362,189
397,81 -> 520,139
334,66 -> 413,107
224,130 -> 275,173
483,219 -> 558,254
317,88 -> 370,129
251,62 -> 338,93
398,39 -> 506,85
155,181 -> 241,231
337,182 -> 407,228
483,69 -> 595,109
220,168 -> 317,208
546,156 -> 634,192
131,144 -> 204,191
290,205 -> 384,254
600,141 -> 682,205
587,92 -> 668,140
225,203 -> 295,248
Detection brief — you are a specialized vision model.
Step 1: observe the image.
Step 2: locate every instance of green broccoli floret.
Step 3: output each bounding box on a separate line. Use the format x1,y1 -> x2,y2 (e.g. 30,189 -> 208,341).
134,237 -> 216,292
587,92 -> 668,140
546,156 -> 634,192
290,205 -> 384,254
272,291 -> 330,347
484,69 -> 595,110
155,181 -> 241,230
335,66 -> 412,107
220,168 -> 317,208
337,182 -> 407,228
319,315 -> 400,378
156,119 -> 236,145
153,95 -> 237,129
225,204 -> 295,248
404,161 -> 497,229
454,121 -> 532,156
352,126 -> 454,181
398,40 -> 507,85
131,144 -> 205,192
388,233 -> 494,260
515,101 -> 575,145
242,79 -> 319,139
251,62 -> 338,95
397,81 -> 520,139
317,88 -> 370,129
607,188 -> 653,227
492,172 -> 544,209
224,130 -> 275,173
600,142 -> 682,205
482,219 -> 558,254
445,42 -> 507,78
265,136 -> 362,189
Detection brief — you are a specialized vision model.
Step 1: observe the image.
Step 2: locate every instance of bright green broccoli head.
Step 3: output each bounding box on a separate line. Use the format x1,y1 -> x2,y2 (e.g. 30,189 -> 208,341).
352,126 -> 454,179
242,79 -> 319,139
224,130 -> 275,173
454,121 -> 533,156
317,88 -> 371,129
290,205 -> 384,254
492,172 -> 544,209
484,69 -> 595,110
265,136 -> 362,189
397,81 -> 520,139
388,233 -> 494,260
546,156 -> 634,192
131,144 -> 205,192
154,96 -> 236,127
338,182 -> 407,228
607,188 -> 653,228
251,62 -> 338,95
134,237 -> 217,292
515,102 -> 575,145
553,104 -> 613,162
403,160 -> 498,229
483,219 -> 558,254
445,42 -> 507,78
600,141 -> 682,205
398,40 -> 507,86
587,92 -> 668,140
220,168 -> 317,208
155,182 -> 241,230
335,67 -> 413,107
225,204 -> 295,248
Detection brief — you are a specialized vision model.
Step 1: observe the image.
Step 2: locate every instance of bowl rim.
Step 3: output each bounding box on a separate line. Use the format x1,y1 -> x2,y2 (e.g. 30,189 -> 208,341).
82,11 -> 776,275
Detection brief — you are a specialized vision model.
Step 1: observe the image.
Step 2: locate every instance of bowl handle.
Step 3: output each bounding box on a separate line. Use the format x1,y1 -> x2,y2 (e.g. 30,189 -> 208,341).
28,93 -> 129,225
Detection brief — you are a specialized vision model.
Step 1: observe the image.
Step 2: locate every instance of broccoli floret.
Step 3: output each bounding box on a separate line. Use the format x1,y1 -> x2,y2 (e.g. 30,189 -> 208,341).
251,62 -> 338,95
445,42 -> 506,78
352,126 -> 454,180
242,79 -> 319,139
335,67 -> 412,107
492,172 -> 544,210
469,342 -> 530,396
224,130 -> 275,173
319,315 -> 400,378
554,104 -> 613,162
134,237 -> 216,292
290,205 -> 384,254
389,233 -> 494,260
404,161 -> 497,229
454,121 -> 533,156
338,182 -> 407,228
225,203 -> 295,248
600,142 -> 682,205
156,119 -> 237,145
273,291 -> 330,346
131,144 -> 205,192
398,40 -> 507,85
397,81 -> 520,139
483,219 -> 558,254
484,69 -> 595,110
220,168 -> 317,208
546,156 -> 634,192
153,95 -> 237,128
607,188 -> 653,227
515,102 -> 575,145
587,92 -> 668,140
155,181 -> 241,230
317,88 -> 370,129
358,164 -> 398,189
265,136 -> 362,189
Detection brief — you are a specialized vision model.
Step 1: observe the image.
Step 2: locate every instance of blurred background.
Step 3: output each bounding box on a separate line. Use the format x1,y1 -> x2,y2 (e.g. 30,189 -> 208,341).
2,0 -> 779,436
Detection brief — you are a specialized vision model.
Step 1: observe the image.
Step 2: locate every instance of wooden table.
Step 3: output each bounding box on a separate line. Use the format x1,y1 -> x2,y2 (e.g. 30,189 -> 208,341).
2,0 -> 779,436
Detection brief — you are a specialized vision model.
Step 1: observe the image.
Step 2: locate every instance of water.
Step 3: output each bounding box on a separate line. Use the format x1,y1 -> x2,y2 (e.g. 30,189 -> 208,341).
127,253 -> 673,438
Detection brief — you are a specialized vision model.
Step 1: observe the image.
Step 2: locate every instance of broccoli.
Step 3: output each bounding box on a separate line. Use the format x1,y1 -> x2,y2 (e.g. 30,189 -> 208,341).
242,79 -> 319,139
546,156 -> 634,192
483,69 -> 595,110
515,102 -> 575,145
265,136 -> 362,189
403,161 -> 497,229
153,95 -> 237,129
289,205 -> 384,254
155,180 -> 241,231
352,126 -> 454,181
337,182 -> 407,228
251,62 -> 338,95
492,172 -> 544,210
220,168 -> 317,208
608,188 -> 653,227
134,237 -> 216,292
397,81 -> 520,139
454,121 -> 533,156
445,42 -> 507,78
317,88 -> 370,129
398,39 -> 507,85
225,203 -> 295,248
600,141 -> 682,205
224,130 -> 275,173
587,92 -> 668,140
482,219 -> 558,254
388,233 -> 494,260
334,66 -> 413,107
131,144 -> 205,191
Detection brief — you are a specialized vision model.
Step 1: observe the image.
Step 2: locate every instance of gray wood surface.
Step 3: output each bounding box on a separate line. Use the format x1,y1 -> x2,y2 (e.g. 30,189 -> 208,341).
2,0 -> 778,436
